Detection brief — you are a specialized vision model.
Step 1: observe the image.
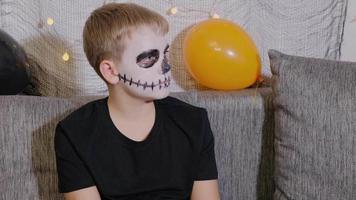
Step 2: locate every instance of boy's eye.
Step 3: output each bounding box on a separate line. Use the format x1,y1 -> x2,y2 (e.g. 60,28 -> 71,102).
136,49 -> 160,68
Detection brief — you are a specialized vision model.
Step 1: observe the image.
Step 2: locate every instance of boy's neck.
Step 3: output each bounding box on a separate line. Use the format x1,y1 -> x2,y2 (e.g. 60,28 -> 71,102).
107,88 -> 155,121
106,88 -> 157,141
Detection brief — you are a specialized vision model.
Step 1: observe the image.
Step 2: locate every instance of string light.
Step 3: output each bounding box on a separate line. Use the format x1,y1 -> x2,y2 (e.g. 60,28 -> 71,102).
209,13 -> 220,19
37,0 -> 223,62
44,16 -> 72,61
46,17 -> 54,25
167,6 -> 178,15
62,52 -> 70,62
165,0 -> 221,19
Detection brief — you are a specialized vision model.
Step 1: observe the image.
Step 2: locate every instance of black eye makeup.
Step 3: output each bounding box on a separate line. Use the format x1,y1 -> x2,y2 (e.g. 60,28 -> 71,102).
164,44 -> 170,54
162,44 -> 171,74
136,44 -> 170,69
136,49 -> 159,68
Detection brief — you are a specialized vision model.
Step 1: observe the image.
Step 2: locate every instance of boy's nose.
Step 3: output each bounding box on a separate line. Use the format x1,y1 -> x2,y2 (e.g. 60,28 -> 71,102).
161,56 -> 171,74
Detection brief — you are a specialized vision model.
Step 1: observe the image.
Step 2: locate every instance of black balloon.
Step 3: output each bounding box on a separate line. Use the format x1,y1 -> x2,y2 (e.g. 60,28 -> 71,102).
0,29 -> 30,95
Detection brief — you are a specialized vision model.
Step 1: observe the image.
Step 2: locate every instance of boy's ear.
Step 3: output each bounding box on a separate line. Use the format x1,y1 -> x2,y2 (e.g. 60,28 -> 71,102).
99,59 -> 120,85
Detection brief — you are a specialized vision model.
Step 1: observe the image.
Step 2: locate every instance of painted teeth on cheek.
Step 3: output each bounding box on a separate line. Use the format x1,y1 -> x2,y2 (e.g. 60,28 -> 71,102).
118,73 -> 170,91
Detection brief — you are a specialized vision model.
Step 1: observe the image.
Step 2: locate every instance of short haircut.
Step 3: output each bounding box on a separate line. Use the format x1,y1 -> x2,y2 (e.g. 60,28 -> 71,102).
82,3 -> 169,83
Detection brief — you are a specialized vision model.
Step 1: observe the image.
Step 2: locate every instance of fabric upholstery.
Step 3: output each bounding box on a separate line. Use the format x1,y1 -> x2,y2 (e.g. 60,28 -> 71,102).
0,0 -> 347,96
0,88 -> 274,200
269,50 -> 356,200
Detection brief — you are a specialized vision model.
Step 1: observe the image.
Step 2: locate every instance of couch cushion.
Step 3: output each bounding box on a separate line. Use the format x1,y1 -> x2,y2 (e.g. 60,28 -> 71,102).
0,89 -> 274,200
173,89 -> 275,200
269,50 -> 356,200
0,95 -> 98,199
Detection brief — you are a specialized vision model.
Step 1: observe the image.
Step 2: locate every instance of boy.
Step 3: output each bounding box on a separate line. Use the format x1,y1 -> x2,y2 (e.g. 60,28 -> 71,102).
54,3 -> 220,200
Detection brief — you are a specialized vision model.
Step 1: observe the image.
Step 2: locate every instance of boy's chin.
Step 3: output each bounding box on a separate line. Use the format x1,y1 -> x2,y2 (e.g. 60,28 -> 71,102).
127,87 -> 171,101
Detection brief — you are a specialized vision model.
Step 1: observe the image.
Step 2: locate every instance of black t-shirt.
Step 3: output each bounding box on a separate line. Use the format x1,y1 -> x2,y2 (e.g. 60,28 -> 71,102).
54,95 -> 218,199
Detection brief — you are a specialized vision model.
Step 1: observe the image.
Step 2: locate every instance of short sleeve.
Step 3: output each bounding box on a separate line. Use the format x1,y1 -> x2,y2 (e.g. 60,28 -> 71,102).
194,108 -> 218,180
54,122 -> 95,193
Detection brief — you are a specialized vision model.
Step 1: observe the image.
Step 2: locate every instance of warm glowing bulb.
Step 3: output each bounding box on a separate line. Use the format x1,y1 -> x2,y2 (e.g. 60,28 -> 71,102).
210,13 -> 220,19
62,52 -> 70,61
47,17 -> 54,25
168,7 -> 178,15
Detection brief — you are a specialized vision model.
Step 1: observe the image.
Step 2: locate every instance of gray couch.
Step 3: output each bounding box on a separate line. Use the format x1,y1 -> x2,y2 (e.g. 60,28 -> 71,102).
0,87 -> 274,200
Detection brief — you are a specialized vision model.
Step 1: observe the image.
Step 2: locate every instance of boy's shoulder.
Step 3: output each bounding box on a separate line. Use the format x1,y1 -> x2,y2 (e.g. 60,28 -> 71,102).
157,95 -> 205,112
58,97 -> 105,125
157,95 -> 207,123
157,96 -> 209,139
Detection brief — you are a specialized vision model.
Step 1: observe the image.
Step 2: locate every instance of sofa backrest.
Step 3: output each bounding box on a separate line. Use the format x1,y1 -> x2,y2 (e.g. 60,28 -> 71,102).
0,88 -> 274,200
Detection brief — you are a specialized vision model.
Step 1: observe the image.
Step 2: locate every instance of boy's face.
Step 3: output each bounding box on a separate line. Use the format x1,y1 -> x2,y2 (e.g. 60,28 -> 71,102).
116,25 -> 171,101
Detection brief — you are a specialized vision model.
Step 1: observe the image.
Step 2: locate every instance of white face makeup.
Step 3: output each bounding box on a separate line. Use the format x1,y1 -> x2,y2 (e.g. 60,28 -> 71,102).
116,25 -> 172,101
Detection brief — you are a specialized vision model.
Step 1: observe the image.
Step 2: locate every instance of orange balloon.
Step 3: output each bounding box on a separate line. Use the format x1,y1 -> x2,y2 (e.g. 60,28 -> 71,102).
183,19 -> 261,90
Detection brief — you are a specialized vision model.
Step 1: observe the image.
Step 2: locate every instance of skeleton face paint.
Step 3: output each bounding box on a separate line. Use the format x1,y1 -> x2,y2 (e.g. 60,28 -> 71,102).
116,25 -> 171,101
162,44 -> 171,74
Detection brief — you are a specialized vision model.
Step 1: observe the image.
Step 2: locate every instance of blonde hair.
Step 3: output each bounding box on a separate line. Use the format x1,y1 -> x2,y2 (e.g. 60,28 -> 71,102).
83,3 -> 169,82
